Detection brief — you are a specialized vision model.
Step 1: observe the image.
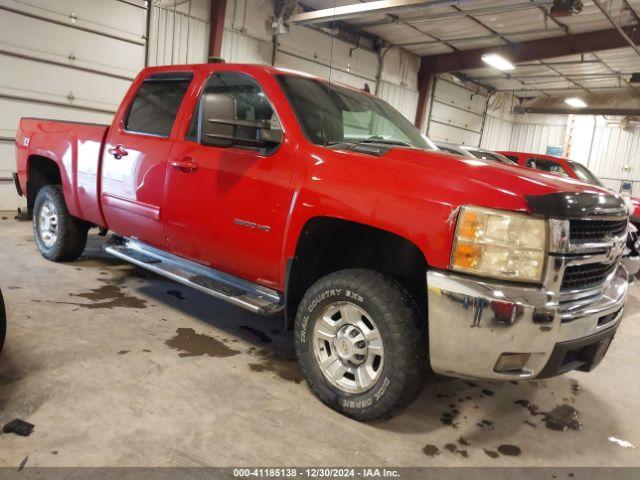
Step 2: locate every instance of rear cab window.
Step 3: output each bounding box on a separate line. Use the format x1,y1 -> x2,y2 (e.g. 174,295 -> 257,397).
124,72 -> 193,137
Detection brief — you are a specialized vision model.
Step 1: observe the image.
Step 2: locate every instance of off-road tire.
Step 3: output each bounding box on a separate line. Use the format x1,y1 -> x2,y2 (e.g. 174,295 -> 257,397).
295,269 -> 426,420
33,185 -> 88,262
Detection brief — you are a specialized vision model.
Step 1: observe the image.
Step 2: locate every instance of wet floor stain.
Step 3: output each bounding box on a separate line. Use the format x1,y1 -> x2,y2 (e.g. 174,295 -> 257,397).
165,328 -> 240,358
475,419 -> 494,431
440,410 -> 460,429
483,449 -> 499,459
248,349 -> 303,384
422,444 -> 441,457
444,443 -> 468,458
34,283 -> 148,310
570,379 -> 581,396
481,389 -> 494,396
543,405 -> 582,431
457,436 -> 470,446
167,290 -> 185,300
515,399 -> 582,431
497,444 -> 522,456
240,325 -> 272,344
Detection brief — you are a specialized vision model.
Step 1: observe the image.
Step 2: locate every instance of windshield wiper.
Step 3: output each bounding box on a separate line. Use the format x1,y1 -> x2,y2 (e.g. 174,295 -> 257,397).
353,137 -> 413,147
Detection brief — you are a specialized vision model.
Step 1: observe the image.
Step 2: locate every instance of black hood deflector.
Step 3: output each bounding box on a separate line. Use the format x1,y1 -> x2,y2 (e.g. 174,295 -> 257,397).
525,191 -> 628,219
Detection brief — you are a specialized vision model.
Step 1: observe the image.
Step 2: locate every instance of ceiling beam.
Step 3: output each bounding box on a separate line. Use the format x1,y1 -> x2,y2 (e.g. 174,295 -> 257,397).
420,25 -> 640,73
290,0 -> 467,25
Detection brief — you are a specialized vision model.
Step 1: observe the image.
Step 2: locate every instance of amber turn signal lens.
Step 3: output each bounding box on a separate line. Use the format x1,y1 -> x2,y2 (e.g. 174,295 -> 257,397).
452,242 -> 481,269
457,211 -> 481,240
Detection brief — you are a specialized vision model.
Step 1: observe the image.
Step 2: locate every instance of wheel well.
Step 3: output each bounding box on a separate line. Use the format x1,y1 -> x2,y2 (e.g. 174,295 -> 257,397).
27,155 -> 62,214
285,217 -> 428,329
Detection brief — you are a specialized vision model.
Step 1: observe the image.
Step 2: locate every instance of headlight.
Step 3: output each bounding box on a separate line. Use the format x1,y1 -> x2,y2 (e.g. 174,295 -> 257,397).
451,206 -> 547,283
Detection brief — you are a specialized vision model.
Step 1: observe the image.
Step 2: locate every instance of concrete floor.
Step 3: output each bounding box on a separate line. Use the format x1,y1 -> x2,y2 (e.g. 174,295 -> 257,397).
0,217 -> 639,468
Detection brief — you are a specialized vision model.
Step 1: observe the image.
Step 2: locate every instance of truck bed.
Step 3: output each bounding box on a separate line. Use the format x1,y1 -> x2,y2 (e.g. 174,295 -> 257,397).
15,117 -> 110,227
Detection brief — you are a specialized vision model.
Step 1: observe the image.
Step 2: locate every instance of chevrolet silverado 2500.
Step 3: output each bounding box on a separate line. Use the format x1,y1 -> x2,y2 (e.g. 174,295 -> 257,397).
14,64 -> 630,420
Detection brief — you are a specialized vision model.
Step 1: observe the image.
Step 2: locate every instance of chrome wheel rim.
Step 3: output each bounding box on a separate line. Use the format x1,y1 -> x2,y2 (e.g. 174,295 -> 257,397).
38,200 -> 58,248
312,302 -> 384,394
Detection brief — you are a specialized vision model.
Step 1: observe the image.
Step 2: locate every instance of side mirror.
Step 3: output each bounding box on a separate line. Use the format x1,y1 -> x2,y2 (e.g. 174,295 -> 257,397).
199,93 -> 282,149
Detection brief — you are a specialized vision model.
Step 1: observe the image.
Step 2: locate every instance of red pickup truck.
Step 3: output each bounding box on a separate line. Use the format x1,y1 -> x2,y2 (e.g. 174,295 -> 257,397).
499,151 -> 640,227
14,64 -> 630,420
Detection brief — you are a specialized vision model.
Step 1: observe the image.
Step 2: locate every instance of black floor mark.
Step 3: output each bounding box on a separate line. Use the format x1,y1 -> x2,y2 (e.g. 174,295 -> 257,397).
18,457 -> 28,472
476,419 -> 494,430
2,419 -> 34,437
166,290 -> 185,300
497,444 -> 521,457
117,350 -> 129,355
240,325 -> 272,344
570,379 -> 581,395
482,389 -> 494,396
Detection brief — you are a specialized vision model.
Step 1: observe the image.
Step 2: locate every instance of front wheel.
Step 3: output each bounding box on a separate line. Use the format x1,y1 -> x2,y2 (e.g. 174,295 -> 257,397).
33,185 -> 88,262
295,269 -> 426,420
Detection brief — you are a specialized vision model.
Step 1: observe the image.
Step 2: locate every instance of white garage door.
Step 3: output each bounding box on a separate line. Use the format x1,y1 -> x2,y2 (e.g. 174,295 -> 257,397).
0,0 -> 147,211
427,76 -> 488,147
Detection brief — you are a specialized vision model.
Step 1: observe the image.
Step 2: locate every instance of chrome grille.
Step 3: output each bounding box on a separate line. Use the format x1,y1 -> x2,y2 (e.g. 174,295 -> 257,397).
569,219 -> 627,242
561,262 -> 618,291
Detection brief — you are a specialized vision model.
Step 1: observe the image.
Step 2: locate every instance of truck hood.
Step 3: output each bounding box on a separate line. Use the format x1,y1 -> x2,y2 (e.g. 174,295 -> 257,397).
355,146 -> 629,217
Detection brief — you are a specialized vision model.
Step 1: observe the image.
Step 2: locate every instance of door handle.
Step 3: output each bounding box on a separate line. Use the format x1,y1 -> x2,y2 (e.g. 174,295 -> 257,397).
171,157 -> 199,173
108,144 -> 128,159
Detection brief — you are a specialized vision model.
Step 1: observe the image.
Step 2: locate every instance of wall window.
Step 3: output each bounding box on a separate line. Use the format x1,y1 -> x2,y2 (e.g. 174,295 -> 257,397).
124,73 -> 192,137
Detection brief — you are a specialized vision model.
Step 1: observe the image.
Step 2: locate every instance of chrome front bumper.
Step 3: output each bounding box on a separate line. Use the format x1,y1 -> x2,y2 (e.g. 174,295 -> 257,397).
426,263 -> 628,380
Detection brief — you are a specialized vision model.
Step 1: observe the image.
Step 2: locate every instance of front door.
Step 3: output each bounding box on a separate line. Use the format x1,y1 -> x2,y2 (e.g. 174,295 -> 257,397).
101,72 -> 192,249
162,70 -> 295,289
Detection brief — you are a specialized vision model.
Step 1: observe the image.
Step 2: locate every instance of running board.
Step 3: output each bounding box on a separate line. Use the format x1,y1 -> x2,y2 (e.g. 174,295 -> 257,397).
104,238 -> 284,315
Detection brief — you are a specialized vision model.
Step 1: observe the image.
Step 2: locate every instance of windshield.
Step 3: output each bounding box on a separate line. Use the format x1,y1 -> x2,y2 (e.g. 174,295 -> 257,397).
466,149 -> 516,165
277,75 -> 435,150
569,161 -> 604,187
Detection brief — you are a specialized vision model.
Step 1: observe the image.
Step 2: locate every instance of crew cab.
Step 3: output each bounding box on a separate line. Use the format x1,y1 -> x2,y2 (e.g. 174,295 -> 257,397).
14,64 -> 630,420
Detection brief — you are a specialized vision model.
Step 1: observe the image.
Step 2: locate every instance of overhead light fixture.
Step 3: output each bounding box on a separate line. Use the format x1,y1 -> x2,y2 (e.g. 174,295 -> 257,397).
481,53 -> 516,72
565,97 -> 588,108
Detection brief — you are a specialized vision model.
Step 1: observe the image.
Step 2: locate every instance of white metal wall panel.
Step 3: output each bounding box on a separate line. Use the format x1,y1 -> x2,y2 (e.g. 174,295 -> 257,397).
509,117 -> 567,154
427,77 -> 487,146
0,9 -> 143,79
148,0 -> 211,66
481,114 -> 514,151
0,0 -> 147,44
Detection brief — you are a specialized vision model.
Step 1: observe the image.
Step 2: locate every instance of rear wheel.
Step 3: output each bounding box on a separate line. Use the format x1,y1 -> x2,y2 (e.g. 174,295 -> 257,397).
295,269 -> 426,420
33,185 -> 88,262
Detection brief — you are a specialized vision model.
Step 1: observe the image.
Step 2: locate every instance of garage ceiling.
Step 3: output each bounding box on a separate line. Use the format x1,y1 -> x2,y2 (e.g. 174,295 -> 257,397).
295,0 -> 640,97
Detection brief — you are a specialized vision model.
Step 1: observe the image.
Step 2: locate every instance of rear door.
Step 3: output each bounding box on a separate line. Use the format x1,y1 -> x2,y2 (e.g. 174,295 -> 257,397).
101,72 -> 192,248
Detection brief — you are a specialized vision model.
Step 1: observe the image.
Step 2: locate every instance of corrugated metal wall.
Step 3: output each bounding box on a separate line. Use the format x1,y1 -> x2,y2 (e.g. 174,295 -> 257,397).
568,115 -> 640,193
148,0 -> 211,67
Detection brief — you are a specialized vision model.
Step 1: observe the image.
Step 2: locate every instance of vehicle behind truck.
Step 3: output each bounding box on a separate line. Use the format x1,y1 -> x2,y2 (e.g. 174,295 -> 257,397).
14,63 -> 630,420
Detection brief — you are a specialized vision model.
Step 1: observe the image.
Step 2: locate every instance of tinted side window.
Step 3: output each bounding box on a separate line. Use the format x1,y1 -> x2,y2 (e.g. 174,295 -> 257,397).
504,155 -> 518,163
187,71 -> 278,141
526,158 -> 569,176
124,74 -> 192,137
